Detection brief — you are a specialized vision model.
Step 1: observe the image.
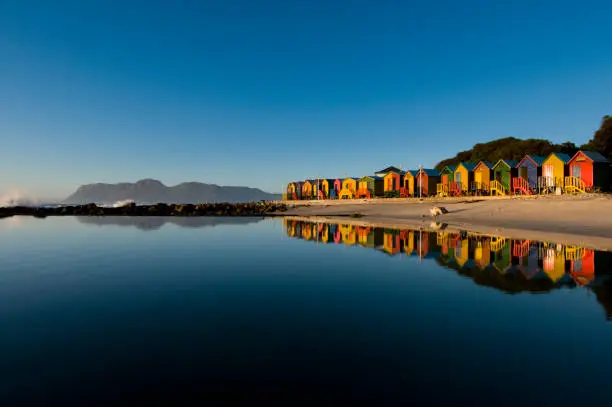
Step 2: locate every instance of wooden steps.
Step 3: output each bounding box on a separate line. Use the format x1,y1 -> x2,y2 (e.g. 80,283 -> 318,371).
564,176 -> 587,194
489,180 -> 507,196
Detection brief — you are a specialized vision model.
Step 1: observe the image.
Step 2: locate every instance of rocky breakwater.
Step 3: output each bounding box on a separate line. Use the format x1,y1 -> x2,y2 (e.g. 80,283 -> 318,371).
0,202 -> 288,218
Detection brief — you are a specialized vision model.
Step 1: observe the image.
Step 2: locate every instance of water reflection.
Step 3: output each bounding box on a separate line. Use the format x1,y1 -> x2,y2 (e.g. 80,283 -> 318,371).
76,216 -> 264,230
284,219 -> 612,318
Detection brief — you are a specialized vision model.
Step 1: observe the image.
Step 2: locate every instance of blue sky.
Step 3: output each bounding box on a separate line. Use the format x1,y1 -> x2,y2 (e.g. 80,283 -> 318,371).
1,0 -> 611,199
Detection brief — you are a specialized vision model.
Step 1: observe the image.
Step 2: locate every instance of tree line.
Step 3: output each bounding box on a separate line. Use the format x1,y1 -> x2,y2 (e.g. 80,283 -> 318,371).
435,115 -> 612,170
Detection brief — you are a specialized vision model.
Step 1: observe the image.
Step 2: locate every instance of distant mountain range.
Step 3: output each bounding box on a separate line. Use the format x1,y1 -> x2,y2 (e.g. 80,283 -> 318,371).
64,179 -> 281,205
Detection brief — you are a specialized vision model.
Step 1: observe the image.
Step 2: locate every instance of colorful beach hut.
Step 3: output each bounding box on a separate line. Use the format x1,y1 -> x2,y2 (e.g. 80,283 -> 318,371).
472,161 -> 493,195
437,165 -> 456,196
565,151 -> 611,193
514,155 -> 544,194
356,175 -> 384,198
294,181 -> 304,200
415,168 -> 441,197
453,162 -> 477,195
491,159 -> 517,195
339,177 -> 358,199
319,179 -> 335,199
541,153 -> 571,191
302,180 -> 313,200
401,170 -> 417,197
383,170 -> 404,196
286,182 -> 298,200
332,179 -> 341,199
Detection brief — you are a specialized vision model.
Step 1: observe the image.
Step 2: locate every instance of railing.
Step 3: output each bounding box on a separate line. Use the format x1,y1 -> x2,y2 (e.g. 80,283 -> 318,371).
470,181 -> 489,195
565,246 -> 585,261
489,180 -> 507,196
437,183 -> 449,196
512,240 -> 531,257
449,182 -> 463,196
399,187 -> 410,197
355,188 -> 372,199
490,236 -> 508,252
564,176 -> 587,193
512,177 -> 531,195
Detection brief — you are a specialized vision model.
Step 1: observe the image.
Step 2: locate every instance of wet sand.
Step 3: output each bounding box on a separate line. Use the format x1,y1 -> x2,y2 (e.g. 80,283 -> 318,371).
277,194 -> 612,251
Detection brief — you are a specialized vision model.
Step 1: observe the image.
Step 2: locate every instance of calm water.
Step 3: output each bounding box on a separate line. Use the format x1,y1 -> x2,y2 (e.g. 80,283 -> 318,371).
2,216 -> 612,405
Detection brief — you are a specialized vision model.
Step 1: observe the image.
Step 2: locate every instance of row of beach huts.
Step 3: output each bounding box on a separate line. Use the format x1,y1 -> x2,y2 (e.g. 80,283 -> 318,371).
285,150 -> 611,200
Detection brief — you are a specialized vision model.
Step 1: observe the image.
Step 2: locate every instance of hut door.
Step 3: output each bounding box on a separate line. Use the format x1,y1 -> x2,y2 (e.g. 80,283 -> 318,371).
571,165 -> 581,179
455,172 -> 461,184
442,174 -> 448,184
543,165 -> 553,186
495,171 -> 502,182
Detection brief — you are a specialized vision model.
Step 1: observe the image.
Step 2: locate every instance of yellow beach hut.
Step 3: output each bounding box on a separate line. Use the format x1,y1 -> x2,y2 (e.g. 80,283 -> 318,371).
339,177 -> 358,199
541,153 -> 571,192
472,161 -> 493,195
401,170 -> 417,197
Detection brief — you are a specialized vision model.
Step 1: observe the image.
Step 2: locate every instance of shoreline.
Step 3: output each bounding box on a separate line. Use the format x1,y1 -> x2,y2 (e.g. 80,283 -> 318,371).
276,194 -> 612,251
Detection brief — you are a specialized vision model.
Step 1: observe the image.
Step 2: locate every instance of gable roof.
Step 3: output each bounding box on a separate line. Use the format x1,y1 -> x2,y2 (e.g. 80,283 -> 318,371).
474,161 -> 494,169
571,150 -> 610,163
359,175 -> 383,181
403,170 -> 418,177
376,166 -> 402,174
517,155 -> 545,167
457,162 -> 477,171
343,176 -> 360,181
419,168 -> 440,176
440,165 -> 457,173
492,159 -> 518,170
544,152 -> 572,164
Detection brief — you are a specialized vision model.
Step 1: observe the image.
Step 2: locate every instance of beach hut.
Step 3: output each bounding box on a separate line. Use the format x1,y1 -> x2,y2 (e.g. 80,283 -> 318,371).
565,151 -> 611,193
302,180 -> 313,200
472,161 -> 493,195
415,168 -> 441,197
437,165 -> 456,196
514,155 -> 545,194
331,179 -> 341,199
383,170 -> 404,196
401,170 -> 417,197
540,153 -> 571,192
375,166 -> 403,178
453,162 -> 477,195
286,182 -> 298,200
318,179 -> 334,199
356,175 -> 384,198
294,181 -> 304,200
491,159 -> 517,195
339,177 -> 358,199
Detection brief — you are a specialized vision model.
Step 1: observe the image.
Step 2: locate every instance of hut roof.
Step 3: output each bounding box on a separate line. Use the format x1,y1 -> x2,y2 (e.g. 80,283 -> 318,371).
545,152 -> 571,164
574,151 -> 610,163
376,166 -> 402,174
518,155 -> 545,167
475,161 -> 494,169
492,159 -> 517,170
360,175 -> 384,181
420,168 -> 441,176
404,170 -> 418,177
458,162 -> 477,171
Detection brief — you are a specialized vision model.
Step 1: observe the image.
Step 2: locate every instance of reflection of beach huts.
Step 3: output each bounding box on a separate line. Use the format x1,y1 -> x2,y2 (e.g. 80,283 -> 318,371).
540,153 -> 570,191
474,239 -> 491,269
565,151 -> 611,193
540,243 -> 567,282
569,249 -> 595,286
402,170 -> 417,197
383,229 -> 401,255
356,226 -> 384,248
384,170 -> 404,196
339,177 -> 358,199
339,224 -> 357,245
415,168 -> 441,197
491,237 -> 512,273
402,230 -> 416,255
514,155 -> 544,194
513,240 -> 542,279
472,161 -> 493,195
454,238 -> 470,268
356,175 -> 384,198
491,160 -> 517,196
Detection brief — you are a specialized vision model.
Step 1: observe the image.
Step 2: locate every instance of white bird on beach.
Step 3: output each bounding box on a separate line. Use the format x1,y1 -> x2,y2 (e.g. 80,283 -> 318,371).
430,206 -> 449,218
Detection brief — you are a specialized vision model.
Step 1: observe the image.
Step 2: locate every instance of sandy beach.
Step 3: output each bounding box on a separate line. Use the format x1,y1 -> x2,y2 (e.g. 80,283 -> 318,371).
277,194 -> 612,251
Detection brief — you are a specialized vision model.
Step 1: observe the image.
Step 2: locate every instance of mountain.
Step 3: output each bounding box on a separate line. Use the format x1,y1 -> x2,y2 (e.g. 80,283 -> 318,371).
64,179 -> 281,205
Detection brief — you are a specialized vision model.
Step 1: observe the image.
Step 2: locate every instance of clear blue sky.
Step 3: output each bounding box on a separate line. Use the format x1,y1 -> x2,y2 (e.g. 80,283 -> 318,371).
1,0 -> 611,199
